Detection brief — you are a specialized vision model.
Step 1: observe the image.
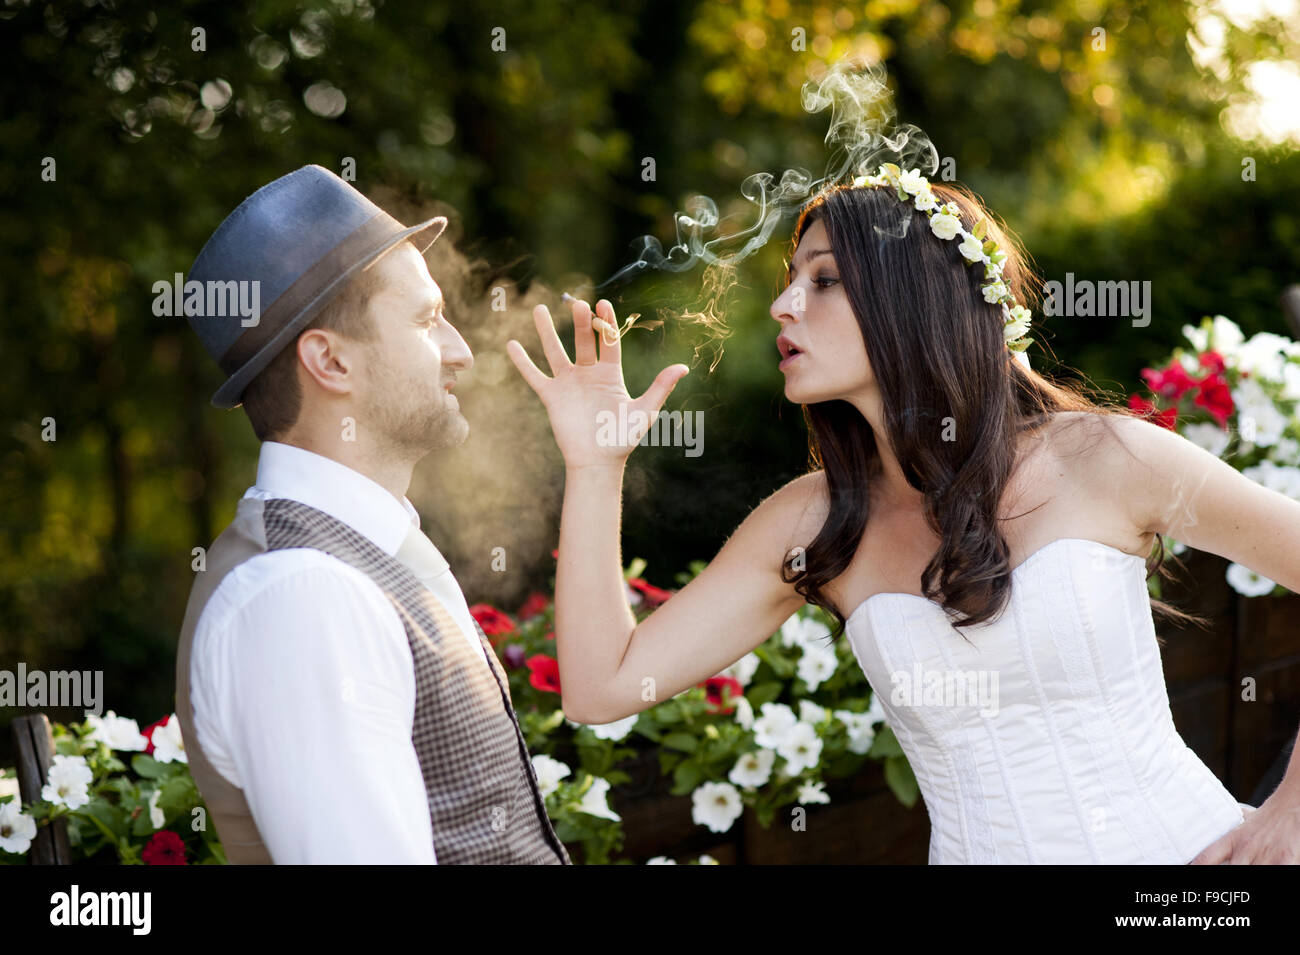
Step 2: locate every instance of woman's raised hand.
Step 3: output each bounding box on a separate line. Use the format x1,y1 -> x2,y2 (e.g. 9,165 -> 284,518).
506,297 -> 689,471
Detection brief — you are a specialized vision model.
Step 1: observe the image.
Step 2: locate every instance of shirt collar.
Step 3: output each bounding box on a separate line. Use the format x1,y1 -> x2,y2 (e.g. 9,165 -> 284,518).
246,441 -> 420,556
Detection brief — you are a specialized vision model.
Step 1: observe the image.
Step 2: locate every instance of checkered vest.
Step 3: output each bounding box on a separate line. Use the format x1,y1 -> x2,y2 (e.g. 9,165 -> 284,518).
175,496 -> 571,864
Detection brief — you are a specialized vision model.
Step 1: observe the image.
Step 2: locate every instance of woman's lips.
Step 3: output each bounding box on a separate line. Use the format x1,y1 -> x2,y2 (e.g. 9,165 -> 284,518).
779,352 -> 803,370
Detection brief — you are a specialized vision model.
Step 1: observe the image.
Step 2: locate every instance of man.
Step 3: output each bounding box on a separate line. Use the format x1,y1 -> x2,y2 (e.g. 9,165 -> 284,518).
175,164 -> 569,864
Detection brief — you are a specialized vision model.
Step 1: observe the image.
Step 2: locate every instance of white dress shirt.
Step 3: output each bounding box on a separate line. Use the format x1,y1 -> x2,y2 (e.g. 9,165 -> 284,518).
190,441 -> 492,864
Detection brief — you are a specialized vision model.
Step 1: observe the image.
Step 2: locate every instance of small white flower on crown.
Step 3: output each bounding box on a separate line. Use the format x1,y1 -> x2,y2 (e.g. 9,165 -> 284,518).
849,164 -> 1034,358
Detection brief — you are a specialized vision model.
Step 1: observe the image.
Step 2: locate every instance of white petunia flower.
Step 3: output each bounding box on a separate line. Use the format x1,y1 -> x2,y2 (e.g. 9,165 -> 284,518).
732,695 -> 755,730
86,711 -> 148,752
1181,421 -> 1230,458
646,856 -> 677,864
958,233 -> 985,263
776,722 -> 824,775
691,781 -> 744,833
0,774 -> 19,801
780,612 -> 831,650
721,652 -> 761,688
0,798 -> 37,855
1210,315 -> 1245,353
1182,323 -> 1209,352
151,715 -> 187,765
697,854 -> 720,865
576,777 -> 621,821
1226,562 -> 1276,597
1268,436 -> 1300,468
148,788 -> 164,829
798,699 -> 829,725
531,754 -> 572,798
929,212 -> 962,241
1280,363 -> 1300,403
568,713 -> 638,741
834,709 -> 879,754
728,748 -> 776,789
752,702 -> 797,748
913,189 -> 938,212
865,692 -> 888,726
41,754 -> 92,810
796,644 -> 838,691
1232,377 -> 1288,447
797,780 -> 831,805
1236,332 -> 1292,382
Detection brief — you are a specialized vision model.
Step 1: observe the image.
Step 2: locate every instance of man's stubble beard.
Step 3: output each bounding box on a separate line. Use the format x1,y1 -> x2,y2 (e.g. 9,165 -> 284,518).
360,350 -> 469,462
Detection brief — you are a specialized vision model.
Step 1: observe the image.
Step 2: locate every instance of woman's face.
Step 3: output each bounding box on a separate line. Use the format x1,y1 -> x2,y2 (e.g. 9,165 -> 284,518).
770,218 -> 872,405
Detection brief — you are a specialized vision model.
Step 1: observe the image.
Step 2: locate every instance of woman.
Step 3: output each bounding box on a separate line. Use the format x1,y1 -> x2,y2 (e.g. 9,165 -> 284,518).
505,166 -> 1300,864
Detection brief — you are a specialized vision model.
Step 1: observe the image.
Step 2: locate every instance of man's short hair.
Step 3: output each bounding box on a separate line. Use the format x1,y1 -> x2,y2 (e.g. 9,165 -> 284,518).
240,269 -> 380,441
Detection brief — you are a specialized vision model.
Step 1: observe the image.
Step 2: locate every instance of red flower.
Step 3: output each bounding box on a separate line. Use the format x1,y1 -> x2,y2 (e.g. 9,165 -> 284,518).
699,675 -> 744,714
628,577 -> 673,607
517,591 -> 550,620
526,655 -> 562,693
1139,360 -> 1198,401
1199,350 -> 1227,375
469,604 -> 515,640
544,630 -> 555,641
140,717 -> 169,756
1193,373 -> 1235,427
142,830 -> 187,866
551,548 -> 559,559
1127,393 -> 1178,430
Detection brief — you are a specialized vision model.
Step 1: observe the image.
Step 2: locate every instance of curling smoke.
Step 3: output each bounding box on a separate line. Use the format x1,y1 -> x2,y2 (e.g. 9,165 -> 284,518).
588,59 -> 943,371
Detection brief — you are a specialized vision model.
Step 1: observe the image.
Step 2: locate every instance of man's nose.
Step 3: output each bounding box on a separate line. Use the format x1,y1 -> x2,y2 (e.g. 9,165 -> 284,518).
443,325 -> 474,371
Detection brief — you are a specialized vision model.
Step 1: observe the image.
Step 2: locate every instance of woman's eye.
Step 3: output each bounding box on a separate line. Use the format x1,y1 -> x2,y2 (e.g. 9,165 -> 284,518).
814,276 -> 839,289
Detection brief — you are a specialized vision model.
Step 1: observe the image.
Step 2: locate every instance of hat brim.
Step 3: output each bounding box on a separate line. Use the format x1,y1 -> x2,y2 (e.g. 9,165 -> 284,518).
211,215 -> 448,410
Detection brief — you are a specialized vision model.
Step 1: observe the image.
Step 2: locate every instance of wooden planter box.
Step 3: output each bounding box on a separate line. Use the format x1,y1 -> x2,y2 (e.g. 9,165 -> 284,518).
602,548 -> 1300,864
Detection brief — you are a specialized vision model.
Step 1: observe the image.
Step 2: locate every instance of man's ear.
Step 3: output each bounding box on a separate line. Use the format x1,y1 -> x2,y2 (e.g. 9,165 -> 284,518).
296,328 -> 354,397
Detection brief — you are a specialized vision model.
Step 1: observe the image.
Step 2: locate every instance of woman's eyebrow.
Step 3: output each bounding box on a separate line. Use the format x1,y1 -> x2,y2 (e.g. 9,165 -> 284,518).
788,249 -> 835,274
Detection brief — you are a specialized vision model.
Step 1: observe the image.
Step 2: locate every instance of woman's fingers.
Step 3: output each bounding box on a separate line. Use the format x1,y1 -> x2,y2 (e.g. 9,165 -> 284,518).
636,363 -> 690,417
593,298 -> 621,365
570,297 -> 598,366
531,304 -> 572,372
505,338 -> 551,395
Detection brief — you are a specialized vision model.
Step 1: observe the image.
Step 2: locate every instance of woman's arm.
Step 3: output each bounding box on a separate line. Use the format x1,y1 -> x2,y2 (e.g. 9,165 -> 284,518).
1106,413 -> 1300,593
507,297 -> 826,724
1103,413 -> 1300,862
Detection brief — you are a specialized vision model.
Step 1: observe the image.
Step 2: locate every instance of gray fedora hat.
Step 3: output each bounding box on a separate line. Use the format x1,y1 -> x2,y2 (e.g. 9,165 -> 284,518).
186,164 -> 447,409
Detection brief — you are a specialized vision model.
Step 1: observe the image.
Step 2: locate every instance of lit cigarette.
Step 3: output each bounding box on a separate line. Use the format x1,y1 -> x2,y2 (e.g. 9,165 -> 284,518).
591,317 -> 619,343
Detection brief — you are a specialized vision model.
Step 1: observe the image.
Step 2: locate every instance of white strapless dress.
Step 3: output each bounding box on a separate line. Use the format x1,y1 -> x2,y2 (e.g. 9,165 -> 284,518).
844,537 -> 1247,864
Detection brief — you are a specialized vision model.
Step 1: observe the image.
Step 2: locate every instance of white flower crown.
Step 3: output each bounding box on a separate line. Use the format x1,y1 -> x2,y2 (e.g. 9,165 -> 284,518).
851,164 -> 1033,368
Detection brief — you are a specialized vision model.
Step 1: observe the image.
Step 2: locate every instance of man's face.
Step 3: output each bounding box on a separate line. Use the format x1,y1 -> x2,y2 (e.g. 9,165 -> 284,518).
354,240 -> 473,455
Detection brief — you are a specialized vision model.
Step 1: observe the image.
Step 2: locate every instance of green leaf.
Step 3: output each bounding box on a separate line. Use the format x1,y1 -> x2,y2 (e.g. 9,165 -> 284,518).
884,755 -> 920,808
131,755 -> 167,779
972,218 -> 988,240
746,680 -> 783,708
661,732 -> 698,753
868,724 -> 904,759
672,761 -> 702,794
881,162 -> 901,179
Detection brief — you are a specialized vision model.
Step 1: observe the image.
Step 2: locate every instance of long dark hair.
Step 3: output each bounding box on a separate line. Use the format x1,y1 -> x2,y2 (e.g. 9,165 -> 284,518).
779,180 -> 1202,639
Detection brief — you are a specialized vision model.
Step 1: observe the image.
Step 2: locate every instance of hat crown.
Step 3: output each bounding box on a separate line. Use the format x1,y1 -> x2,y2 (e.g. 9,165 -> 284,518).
183,164 -> 446,409
187,165 -> 381,360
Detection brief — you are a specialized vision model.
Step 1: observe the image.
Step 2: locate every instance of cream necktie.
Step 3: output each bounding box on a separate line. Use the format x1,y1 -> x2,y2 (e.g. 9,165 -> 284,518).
393,524 -> 488,662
